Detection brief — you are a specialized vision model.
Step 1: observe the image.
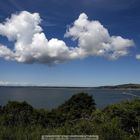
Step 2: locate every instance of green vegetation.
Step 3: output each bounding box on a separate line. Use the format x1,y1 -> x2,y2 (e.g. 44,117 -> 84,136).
97,83 -> 140,90
0,93 -> 140,140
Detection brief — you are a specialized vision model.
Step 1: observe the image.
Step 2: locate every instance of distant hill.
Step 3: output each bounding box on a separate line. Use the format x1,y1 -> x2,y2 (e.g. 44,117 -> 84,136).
0,83 -> 140,89
97,84 -> 140,89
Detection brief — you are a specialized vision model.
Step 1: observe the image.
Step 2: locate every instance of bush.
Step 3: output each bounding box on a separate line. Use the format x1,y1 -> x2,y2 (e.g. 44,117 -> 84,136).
0,94 -> 139,140
57,93 -> 96,121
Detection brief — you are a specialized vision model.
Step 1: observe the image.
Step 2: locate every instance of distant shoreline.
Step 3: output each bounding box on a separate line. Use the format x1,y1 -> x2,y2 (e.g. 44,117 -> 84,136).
0,83 -> 140,90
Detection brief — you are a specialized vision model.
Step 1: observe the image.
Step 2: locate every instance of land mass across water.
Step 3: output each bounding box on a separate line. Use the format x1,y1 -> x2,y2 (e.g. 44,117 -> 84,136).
96,83 -> 140,90
0,83 -> 140,90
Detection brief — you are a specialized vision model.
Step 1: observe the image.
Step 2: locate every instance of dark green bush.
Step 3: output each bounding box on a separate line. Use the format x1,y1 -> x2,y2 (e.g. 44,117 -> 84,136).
0,94 -> 139,140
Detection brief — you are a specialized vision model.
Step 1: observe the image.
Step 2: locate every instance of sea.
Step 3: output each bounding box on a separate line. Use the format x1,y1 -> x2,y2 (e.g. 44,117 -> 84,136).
0,87 -> 140,109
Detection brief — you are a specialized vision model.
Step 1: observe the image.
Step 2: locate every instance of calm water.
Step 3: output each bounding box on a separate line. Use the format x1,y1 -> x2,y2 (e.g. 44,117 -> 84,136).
0,87 -> 140,109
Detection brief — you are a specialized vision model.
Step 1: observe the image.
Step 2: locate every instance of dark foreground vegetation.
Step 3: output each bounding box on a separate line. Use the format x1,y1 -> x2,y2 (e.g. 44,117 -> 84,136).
0,93 -> 140,140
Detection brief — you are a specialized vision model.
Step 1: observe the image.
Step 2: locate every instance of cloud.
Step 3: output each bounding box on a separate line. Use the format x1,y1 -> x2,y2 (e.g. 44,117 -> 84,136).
0,11 -> 134,65
0,44 -> 15,60
0,80 -> 9,86
65,13 -> 134,60
0,80 -> 33,86
136,54 -> 140,60
0,80 -> 19,86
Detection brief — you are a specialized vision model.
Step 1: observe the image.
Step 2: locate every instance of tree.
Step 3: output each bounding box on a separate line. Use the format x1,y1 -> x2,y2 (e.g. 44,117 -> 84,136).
103,99 -> 140,135
2,101 -> 34,126
57,93 -> 96,121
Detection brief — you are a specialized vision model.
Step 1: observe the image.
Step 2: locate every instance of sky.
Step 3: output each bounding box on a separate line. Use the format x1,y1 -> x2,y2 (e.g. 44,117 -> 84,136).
0,0 -> 140,87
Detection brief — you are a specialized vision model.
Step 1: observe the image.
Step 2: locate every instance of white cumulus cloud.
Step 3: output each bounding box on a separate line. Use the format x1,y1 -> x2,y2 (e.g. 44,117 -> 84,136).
0,11 -> 134,65
65,13 -> 134,60
136,54 -> 140,60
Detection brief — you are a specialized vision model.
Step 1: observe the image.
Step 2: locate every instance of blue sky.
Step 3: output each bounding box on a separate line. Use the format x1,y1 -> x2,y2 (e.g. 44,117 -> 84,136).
0,0 -> 140,86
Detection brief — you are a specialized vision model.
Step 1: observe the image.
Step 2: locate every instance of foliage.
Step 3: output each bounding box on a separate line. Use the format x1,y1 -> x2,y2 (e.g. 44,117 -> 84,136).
0,93 -> 140,140
103,99 -> 140,135
57,93 -> 96,121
